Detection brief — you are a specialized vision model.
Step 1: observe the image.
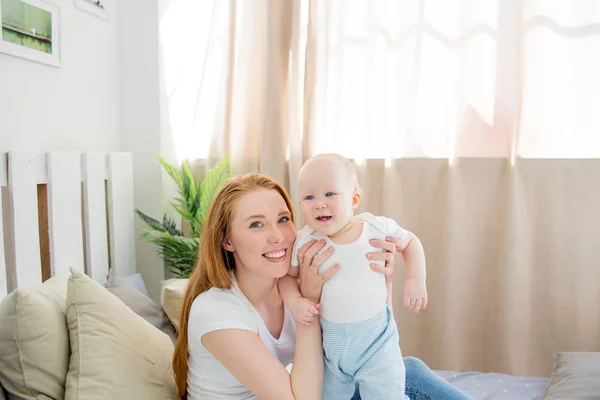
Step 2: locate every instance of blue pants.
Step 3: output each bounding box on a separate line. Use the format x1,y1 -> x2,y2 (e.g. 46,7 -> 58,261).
321,306 -> 409,400
350,357 -> 473,400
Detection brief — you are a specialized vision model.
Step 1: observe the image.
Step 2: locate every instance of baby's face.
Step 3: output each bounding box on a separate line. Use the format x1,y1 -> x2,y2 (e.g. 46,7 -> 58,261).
299,159 -> 357,236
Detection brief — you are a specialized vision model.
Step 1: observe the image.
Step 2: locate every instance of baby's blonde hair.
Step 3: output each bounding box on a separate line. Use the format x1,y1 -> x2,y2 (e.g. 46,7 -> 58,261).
300,153 -> 362,193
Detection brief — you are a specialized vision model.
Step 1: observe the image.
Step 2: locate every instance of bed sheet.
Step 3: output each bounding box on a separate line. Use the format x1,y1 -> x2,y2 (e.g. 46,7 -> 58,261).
436,370 -> 548,400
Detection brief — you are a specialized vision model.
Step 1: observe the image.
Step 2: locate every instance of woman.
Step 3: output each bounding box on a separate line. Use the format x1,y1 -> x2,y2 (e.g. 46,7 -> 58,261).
173,173 -> 471,400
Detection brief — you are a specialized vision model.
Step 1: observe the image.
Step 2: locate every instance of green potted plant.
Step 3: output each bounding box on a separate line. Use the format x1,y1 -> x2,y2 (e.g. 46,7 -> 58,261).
135,155 -> 231,278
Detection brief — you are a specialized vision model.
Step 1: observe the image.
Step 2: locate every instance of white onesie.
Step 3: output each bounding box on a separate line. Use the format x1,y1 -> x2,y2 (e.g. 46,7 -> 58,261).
290,212 -> 407,324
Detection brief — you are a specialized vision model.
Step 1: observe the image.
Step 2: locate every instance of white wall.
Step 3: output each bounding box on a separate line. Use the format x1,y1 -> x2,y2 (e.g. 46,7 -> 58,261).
120,0 -> 171,302
0,0 -> 121,152
0,0 -> 171,302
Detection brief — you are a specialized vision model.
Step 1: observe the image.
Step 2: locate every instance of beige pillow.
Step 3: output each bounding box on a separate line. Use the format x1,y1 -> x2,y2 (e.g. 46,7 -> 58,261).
161,278 -> 189,332
65,268 -> 177,400
106,268 -> 177,343
0,276 -> 69,400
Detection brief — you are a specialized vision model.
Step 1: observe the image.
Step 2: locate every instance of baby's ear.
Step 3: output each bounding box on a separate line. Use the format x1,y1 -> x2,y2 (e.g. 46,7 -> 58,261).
222,236 -> 235,252
352,190 -> 361,209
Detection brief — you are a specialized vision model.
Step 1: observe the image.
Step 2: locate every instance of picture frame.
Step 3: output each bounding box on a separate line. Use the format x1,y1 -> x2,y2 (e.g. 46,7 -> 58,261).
73,0 -> 108,22
0,0 -> 60,67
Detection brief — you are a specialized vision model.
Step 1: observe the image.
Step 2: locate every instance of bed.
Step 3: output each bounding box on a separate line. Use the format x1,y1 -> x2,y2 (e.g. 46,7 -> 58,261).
1,151 -> 598,400
436,370 -> 548,400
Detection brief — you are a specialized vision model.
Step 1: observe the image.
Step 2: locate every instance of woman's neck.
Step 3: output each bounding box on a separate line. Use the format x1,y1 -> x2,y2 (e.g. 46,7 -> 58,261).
235,268 -> 280,308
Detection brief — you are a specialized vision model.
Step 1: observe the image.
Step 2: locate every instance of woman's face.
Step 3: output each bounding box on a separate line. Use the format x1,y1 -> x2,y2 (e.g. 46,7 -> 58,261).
223,189 -> 297,280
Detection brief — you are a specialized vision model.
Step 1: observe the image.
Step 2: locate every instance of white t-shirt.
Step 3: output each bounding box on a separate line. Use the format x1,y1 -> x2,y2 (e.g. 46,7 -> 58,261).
187,281 -> 297,400
290,212 -> 407,324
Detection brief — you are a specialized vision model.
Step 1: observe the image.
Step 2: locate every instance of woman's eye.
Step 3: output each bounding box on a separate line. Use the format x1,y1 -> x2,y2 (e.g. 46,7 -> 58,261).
325,192 -> 334,197
249,221 -> 262,228
305,195 -> 314,200
279,216 -> 290,223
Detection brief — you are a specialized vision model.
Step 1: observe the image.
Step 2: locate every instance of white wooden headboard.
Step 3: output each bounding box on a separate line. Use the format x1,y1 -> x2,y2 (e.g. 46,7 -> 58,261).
0,151 -> 137,301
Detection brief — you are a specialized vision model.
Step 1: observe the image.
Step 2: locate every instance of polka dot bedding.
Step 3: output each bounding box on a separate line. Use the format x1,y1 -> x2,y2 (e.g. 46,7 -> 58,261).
436,370 -> 549,400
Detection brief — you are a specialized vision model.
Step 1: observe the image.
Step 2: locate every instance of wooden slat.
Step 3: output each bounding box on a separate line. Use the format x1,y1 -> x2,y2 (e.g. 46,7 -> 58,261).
47,152 -> 85,277
38,184 -> 50,281
107,153 -> 136,276
8,152 -> 42,288
82,153 -> 109,284
0,189 -> 7,300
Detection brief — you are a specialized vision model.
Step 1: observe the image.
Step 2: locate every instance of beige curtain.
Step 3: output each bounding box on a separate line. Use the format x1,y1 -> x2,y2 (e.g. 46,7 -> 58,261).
161,0 -> 600,377
364,158 -> 600,378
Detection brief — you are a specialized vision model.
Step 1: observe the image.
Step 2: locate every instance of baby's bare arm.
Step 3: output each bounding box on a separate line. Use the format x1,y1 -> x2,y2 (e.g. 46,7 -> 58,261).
397,231 -> 426,282
278,273 -> 302,305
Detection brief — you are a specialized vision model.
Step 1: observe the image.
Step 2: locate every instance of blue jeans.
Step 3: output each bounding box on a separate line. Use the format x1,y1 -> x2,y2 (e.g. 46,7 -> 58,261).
351,357 -> 472,400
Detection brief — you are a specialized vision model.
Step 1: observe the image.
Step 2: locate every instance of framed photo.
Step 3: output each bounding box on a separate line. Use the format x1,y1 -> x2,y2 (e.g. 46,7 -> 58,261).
0,0 -> 60,67
74,0 -> 108,21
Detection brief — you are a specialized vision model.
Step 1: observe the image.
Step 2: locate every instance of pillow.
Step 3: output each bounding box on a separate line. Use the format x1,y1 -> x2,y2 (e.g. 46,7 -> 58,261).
0,276 -> 69,400
161,278 -> 189,332
105,268 -> 177,343
122,272 -> 150,297
65,268 -> 177,400
542,351 -> 600,399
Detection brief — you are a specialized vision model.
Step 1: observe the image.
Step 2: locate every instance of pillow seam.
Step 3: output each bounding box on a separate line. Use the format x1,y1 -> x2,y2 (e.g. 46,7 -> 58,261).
74,278 -> 83,400
13,292 -> 36,398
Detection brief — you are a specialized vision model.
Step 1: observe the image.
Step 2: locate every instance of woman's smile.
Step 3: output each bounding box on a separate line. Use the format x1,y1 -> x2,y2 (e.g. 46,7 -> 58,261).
263,248 -> 288,262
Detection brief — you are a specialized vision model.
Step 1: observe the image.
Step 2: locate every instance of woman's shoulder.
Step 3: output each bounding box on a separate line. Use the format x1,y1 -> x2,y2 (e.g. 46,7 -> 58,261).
194,285 -> 244,305
189,284 -> 259,334
191,285 -> 249,315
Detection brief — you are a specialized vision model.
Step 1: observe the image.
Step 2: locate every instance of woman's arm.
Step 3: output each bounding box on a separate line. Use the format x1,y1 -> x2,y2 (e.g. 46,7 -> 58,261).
202,324 -> 323,400
289,322 -> 324,399
203,240 -> 338,400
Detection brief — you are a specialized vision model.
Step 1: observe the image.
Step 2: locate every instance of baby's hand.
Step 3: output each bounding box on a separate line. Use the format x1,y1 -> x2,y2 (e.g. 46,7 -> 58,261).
403,278 -> 428,313
289,296 -> 320,326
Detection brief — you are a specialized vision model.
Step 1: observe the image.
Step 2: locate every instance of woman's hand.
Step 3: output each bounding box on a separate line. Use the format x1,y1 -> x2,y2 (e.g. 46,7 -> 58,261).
296,239 -> 339,304
367,237 -> 398,284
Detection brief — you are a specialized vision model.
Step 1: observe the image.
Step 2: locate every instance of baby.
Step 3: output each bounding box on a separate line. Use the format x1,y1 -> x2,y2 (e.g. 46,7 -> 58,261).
278,153 -> 428,400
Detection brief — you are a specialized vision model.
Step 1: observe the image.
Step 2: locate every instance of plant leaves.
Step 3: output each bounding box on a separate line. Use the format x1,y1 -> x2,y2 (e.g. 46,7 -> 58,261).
135,154 -> 230,277
200,157 -> 231,224
182,162 -> 198,211
140,230 -> 199,278
134,209 -> 167,232
157,153 -> 183,188
162,214 -> 183,236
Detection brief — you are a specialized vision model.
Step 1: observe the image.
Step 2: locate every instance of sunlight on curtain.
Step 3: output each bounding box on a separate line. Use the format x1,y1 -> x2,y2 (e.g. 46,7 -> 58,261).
159,0 -> 600,163
298,0 -> 600,160
300,0 -> 501,160
159,0 -> 227,162
518,0 -> 600,157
